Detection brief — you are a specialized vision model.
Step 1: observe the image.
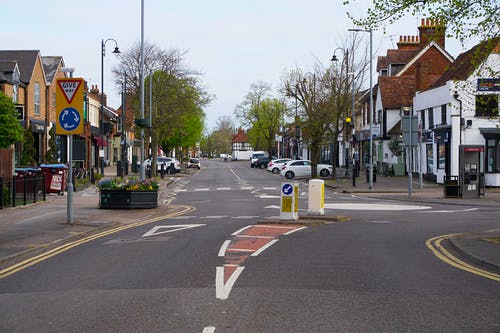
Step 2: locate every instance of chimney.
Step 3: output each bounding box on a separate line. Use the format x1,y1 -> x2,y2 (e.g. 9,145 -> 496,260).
397,35 -> 420,50
415,62 -> 431,92
418,18 -> 445,49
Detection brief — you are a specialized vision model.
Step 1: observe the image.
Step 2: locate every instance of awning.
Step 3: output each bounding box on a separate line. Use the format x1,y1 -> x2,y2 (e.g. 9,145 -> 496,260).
94,135 -> 108,147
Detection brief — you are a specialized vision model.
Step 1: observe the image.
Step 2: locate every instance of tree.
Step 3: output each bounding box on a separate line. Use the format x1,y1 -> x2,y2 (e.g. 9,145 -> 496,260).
344,0 -> 499,42
0,91 -> 23,149
46,126 -> 58,164
113,41 -> 211,170
20,125 -> 37,166
235,82 -> 290,156
211,116 -> 235,157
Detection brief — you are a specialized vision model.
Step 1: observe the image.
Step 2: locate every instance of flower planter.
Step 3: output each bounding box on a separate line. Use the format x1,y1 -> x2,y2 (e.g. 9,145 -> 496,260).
99,189 -> 158,209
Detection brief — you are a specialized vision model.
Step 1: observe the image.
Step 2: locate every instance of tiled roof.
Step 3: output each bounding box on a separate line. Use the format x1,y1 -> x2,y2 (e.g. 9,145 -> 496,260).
232,128 -> 248,143
377,49 -> 418,71
432,37 -> 500,88
0,50 -> 39,84
379,76 -> 415,109
41,56 -> 63,84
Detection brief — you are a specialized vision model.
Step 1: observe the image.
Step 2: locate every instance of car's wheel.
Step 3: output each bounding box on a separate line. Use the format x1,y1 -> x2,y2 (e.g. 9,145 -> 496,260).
320,169 -> 330,177
272,167 -> 280,174
285,171 -> 295,179
260,164 -> 266,169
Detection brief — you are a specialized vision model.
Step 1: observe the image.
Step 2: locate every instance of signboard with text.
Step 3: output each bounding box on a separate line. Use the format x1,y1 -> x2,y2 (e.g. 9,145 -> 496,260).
56,78 -> 84,135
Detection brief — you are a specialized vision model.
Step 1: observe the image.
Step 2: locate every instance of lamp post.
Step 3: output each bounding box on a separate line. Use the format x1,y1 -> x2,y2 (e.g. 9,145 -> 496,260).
331,47 -> 357,186
349,28 -> 373,190
100,38 -> 120,175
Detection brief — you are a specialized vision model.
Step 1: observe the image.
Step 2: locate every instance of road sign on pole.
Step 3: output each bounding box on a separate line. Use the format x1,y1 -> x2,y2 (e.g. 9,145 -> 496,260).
56,78 -> 84,135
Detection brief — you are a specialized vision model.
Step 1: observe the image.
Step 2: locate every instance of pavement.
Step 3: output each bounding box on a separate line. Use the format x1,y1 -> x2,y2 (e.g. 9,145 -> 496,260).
0,165 -> 498,277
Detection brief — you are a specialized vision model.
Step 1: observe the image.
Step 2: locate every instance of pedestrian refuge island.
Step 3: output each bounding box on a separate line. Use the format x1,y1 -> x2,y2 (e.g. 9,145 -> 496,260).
280,182 -> 299,221
307,179 -> 325,216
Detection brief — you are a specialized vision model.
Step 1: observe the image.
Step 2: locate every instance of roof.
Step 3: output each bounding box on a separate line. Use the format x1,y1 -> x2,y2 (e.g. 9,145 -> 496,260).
378,76 -> 415,109
0,50 -> 40,84
432,37 -> 500,88
377,49 -> 418,72
396,41 -> 454,77
41,56 -> 63,84
232,128 -> 248,143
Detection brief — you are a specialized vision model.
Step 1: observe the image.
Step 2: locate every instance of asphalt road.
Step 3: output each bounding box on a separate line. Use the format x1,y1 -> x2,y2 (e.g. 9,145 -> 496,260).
0,159 -> 498,332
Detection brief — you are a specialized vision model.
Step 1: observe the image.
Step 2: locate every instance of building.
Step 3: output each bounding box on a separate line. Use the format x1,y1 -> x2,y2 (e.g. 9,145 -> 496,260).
231,127 -> 253,160
414,37 -> 500,187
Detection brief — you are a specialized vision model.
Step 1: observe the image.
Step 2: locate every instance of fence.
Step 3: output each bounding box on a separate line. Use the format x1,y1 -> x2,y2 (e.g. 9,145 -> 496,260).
0,173 -> 46,209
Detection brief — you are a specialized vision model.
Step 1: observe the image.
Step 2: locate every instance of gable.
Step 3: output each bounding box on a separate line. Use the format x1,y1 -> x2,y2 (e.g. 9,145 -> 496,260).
396,41 -> 454,78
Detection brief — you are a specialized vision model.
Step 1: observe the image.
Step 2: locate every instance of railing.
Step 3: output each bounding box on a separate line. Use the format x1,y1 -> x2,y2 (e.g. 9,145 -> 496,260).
0,173 -> 46,209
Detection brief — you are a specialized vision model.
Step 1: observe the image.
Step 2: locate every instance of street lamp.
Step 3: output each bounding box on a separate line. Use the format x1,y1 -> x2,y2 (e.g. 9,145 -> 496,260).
100,38 -> 120,175
331,47 -> 357,186
348,28 -> 373,190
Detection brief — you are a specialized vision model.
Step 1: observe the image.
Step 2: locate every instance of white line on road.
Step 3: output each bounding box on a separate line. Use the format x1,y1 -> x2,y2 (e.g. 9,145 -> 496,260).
216,187 -> 231,191
283,226 -> 307,235
240,187 -> 255,190
218,240 -> 231,257
194,188 -> 210,191
324,203 -> 431,211
258,195 -> 280,199
420,208 -> 479,213
231,225 -> 252,235
251,239 -> 278,256
231,216 -> 260,219
216,266 -> 245,300
229,167 -> 241,180
142,224 -> 206,237
202,326 -> 216,333
202,216 -> 228,219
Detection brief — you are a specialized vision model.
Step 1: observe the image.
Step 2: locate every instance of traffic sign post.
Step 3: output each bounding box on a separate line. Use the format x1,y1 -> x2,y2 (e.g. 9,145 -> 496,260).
56,77 -> 84,224
280,182 -> 299,221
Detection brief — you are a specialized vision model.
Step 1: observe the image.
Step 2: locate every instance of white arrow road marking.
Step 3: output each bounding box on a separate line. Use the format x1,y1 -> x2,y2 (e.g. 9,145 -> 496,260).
420,208 -> 479,213
202,326 -> 216,333
324,203 -> 431,211
216,266 -> 245,300
142,224 -> 206,237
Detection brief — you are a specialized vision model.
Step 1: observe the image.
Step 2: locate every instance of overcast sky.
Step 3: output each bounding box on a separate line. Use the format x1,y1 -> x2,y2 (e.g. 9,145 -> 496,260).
2,1 -> 475,130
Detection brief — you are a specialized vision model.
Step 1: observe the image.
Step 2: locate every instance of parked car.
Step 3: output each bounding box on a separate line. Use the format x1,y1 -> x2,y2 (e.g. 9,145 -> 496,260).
250,151 -> 268,168
267,158 -> 292,174
187,158 -> 201,169
253,156 -> 272,169
143,157 -> 181,173
280,160 -> 332,179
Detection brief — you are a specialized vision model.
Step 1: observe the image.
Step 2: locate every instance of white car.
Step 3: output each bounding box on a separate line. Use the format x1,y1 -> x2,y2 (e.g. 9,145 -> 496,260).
280,160 -> 332,179
267,158 -> 292,174
143,157 -> 181,173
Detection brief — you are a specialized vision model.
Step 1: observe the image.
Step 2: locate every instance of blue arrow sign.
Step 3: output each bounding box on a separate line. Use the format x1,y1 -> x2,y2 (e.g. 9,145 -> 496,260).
282,183 -> 293,195
59,107 -> 81,131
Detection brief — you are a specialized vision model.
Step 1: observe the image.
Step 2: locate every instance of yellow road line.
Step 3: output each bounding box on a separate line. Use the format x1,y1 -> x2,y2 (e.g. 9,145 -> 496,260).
0,205 -> 195,279
425,234 -> 500,282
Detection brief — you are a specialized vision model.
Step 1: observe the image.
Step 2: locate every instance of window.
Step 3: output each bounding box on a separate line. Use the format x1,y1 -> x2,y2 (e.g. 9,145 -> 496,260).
428,107 -> 433,128
34,82 -> 41,115
441,105 -> 447,124
421,110 -> 426,129
12,84 -> 18,103
426,144 -> 433,173
476,95 -> 499,117
486,138 -> 500,173
437,143 -> 446,169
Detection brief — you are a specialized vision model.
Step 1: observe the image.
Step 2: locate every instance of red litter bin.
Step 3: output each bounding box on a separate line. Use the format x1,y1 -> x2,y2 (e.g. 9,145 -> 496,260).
40,164 -> 68,195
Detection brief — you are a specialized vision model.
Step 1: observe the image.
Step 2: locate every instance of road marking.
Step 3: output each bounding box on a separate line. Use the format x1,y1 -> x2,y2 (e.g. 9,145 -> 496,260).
264,205 -> 280,209
215,266 -> 245,300
251,239 -> 278,256
324,203 -> 431,211
216,187 -> 231,191
231,216 -> 260,219
0,205 -> 195,280
420,208 -> 479,213
194,188 -> 210,191
218,240 -> 231,257
202,216 -> 228,219
229,167 -> 241,180
240,187 -> 254,190
426,234 -> 500,282
142,224 -> 206,237
232,225 -> 252,235
263,187 -> 277,190
258,195 -> 280,199
202,326 -> 216,333
283,226 -> 307,235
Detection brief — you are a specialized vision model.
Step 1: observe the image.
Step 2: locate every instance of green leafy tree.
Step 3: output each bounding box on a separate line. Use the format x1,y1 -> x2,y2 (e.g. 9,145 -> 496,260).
0,91 -> 23,148
20,125 -> 37,166
46,126 -> 58,163
344,0 -> 499,42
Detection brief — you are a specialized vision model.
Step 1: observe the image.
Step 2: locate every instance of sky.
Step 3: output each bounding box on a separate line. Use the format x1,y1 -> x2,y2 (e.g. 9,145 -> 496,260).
1,0 -> 477,130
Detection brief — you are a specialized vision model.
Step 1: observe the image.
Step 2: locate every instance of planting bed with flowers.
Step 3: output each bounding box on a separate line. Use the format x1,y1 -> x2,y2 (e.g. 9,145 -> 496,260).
98,177 -> 159,209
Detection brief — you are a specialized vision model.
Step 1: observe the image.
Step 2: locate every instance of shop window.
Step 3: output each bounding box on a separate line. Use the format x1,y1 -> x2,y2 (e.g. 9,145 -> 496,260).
428,107 -> 433,128
476,95 -> 499,117
486,138 -> 500,173
426,144 -> 433,173
437,143 -> 446,169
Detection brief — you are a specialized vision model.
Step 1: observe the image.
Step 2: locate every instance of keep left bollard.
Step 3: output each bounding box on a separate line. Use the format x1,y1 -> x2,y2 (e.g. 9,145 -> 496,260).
280,182 -> 299,221
308,179 -> 324,216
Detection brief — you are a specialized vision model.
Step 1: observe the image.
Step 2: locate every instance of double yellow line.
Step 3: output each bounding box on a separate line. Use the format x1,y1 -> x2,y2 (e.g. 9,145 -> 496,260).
0,205 -> 195,280
426,234 -> 500,282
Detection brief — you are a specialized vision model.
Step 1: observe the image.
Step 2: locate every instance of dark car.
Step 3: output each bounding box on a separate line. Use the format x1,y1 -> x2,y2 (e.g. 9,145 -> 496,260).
254,156 -> 272,169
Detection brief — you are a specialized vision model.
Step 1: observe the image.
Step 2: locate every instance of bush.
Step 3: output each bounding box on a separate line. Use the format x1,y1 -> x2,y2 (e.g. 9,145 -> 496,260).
97,177 -> 159,191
